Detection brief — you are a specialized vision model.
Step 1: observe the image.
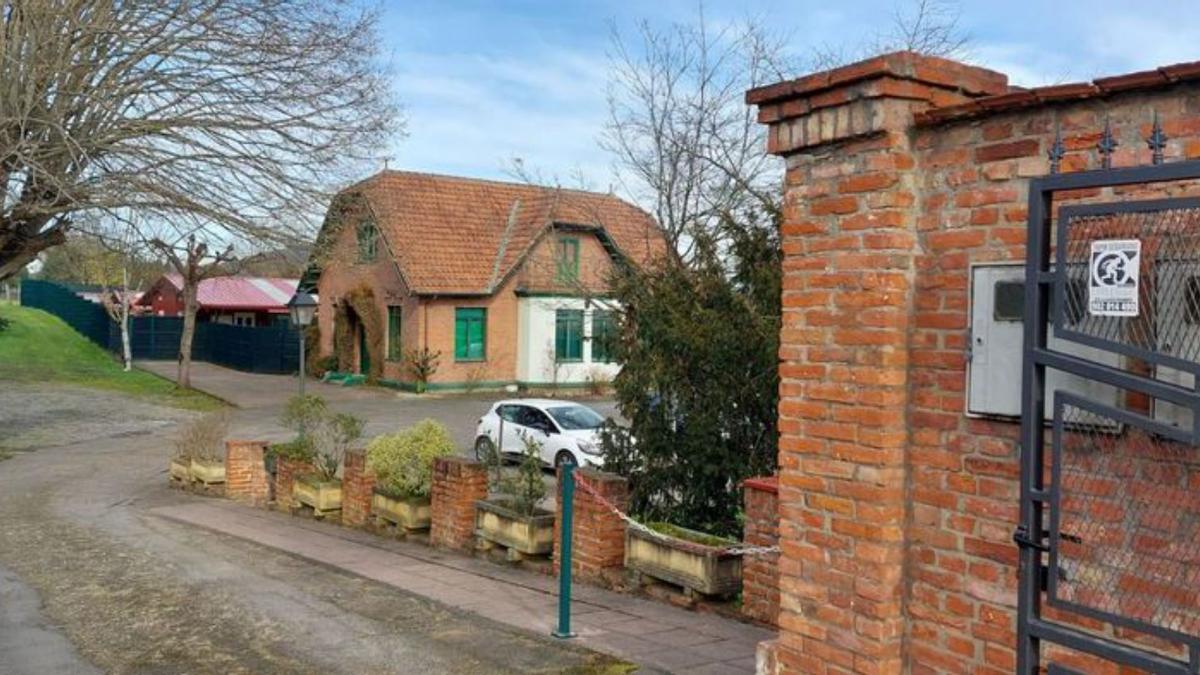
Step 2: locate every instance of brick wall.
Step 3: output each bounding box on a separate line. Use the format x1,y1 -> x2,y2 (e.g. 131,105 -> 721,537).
748,51 -> 1200,673
553,467 -> 628,585
272,456 -> 312,511
430,456 -> 489,551
224,440 -> 270,507
342,450 -> 376,527
742,476 -> 780,626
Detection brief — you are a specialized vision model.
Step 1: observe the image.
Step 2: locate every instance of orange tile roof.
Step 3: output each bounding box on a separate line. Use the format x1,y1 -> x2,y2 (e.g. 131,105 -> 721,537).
344,171 -> 668,295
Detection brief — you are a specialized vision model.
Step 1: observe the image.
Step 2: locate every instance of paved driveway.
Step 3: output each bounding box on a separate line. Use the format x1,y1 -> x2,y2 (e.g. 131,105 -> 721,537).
0,383 -> 630,674
138,361 -> 619,452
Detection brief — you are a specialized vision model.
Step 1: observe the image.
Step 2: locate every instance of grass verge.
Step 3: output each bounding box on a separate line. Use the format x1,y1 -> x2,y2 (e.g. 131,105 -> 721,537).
0,304 -> 224,411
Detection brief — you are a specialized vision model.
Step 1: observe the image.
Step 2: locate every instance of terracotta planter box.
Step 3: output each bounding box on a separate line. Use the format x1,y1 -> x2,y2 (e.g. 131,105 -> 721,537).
372,490 -> 431,531
189,458 -> 226,485
625,526 -> 742,597
169,458 -> 191,482
475,498 -> 555,556
293,476 -> 342,514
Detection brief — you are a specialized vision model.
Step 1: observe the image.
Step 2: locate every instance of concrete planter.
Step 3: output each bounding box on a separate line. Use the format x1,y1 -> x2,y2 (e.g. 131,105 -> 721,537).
293,476 -> 342,515
475,498 -> 554,556
625,526 -> 742,597
169,458 -> 191,483
189,458 -> 226,485
372,490 -> 431,530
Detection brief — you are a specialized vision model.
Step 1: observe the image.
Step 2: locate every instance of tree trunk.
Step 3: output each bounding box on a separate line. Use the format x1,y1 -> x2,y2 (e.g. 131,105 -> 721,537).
120,269 -> 132,372
178,281 -> 199,389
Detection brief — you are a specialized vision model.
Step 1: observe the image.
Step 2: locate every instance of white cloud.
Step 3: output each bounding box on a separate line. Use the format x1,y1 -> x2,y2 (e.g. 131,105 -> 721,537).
388,45 -> 614,187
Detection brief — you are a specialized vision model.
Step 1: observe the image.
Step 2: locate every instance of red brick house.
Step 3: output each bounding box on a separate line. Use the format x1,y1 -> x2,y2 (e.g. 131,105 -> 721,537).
305,170 -> 667,390
137,274 -> 299,327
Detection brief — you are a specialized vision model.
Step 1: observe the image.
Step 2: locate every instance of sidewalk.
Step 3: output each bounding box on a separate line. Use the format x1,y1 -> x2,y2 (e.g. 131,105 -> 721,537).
150,499 -> 772,674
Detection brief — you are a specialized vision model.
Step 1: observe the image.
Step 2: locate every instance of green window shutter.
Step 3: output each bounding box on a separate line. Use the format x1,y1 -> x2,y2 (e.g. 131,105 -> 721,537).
556,237 -> 579,283
555,309 -> 583,361
386,306 -> 402,360
455,308 -> 486,361
592,310 -> 615,363
357,220 -> 377,262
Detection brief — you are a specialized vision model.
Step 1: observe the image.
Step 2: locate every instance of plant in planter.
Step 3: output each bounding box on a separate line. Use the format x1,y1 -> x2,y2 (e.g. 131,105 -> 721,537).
366,419 -> 455,531
475,434 -> 555,558
404,347 -> 440,394
174,411 -> 230,485
271,394 -> 364,517
291,408 -> 364,517
624,521 -> 743,599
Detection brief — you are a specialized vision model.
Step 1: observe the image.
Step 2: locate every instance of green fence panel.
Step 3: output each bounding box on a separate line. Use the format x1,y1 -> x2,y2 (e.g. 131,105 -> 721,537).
24,280 -> 301,375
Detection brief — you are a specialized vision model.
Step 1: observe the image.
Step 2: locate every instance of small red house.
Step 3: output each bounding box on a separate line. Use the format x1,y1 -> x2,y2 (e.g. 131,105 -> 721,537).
137,274 -> 299,327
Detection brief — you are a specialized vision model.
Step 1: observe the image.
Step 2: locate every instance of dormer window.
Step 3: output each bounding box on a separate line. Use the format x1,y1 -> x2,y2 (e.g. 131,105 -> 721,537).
357,219 -> 377,262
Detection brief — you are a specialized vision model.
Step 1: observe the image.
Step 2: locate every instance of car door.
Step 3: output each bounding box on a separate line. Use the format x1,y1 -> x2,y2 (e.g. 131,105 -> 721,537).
519,407 -> 557,464
496,404 -> 524,455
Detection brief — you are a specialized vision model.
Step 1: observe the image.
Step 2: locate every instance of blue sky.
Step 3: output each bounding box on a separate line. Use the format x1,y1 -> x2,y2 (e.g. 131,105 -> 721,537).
377,0 -> 1200,188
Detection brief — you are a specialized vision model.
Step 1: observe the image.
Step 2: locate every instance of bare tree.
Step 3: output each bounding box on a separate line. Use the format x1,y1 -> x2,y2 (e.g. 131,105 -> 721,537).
96,220 -> 147,372
0,0 -> 399,281
147,232 -> 237,389
602,9 -> 791,260
872,0 -> 968,58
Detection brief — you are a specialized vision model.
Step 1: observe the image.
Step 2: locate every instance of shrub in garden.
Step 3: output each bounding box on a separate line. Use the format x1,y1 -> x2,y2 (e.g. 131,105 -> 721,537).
601,210 -> 780,537
490,434 -> 547,516
174,410 -> 231,462
271,394 -> 364,479
366,419 -> 456,499
404,347 -> 440,393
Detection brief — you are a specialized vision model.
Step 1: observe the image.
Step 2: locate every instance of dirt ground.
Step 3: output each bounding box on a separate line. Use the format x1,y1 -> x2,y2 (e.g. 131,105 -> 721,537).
0,383 -> 630,674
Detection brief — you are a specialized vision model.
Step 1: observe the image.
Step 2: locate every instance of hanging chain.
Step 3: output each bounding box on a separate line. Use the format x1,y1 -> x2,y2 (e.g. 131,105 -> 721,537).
572,472 -> 780,557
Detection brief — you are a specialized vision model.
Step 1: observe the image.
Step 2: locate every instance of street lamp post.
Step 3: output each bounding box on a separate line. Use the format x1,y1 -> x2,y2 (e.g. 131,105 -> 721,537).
287,291 -> 318,396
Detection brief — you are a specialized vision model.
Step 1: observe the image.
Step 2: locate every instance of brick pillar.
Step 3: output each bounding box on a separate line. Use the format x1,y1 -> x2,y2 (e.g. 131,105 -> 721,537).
554,467 -> 628,585
341,449 -> 376,527
272,456 -> 311,511
224,440 -> 270,508
430,456 -> 489,551
741,476 -> 780,626
746,52 -> 1008,673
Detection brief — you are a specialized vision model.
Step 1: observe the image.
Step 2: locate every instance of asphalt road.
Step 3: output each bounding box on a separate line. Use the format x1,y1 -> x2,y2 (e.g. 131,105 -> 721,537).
138,360 -> 620,454
0,382 -> 629,674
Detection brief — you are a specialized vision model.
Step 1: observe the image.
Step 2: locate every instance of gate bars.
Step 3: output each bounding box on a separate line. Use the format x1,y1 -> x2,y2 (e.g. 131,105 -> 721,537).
1019,141 -> 1200,672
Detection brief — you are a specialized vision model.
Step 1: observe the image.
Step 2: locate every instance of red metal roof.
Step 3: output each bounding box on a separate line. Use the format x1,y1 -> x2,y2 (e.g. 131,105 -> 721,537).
153,274 -> 299,313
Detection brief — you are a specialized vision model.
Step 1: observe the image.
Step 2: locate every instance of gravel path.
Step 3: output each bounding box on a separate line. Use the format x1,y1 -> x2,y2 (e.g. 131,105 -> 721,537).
0,383 -> 627,674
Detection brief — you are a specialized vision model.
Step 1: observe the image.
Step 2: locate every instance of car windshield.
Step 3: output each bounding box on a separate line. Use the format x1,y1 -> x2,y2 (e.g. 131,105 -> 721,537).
546,405 -> 605,430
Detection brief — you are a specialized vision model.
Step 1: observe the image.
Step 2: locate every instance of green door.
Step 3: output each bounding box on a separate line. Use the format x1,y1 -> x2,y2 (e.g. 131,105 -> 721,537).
359,326 -> 371,375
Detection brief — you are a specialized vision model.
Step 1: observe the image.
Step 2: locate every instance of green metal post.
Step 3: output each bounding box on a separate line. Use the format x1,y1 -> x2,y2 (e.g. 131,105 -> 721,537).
553,459 -> 576,639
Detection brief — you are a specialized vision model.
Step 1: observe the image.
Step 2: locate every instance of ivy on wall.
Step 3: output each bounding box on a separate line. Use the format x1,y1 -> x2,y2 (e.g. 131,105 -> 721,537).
333,285 -> 384,382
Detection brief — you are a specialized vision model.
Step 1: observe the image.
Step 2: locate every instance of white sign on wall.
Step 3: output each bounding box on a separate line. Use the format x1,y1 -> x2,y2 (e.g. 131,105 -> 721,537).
1088,239 -> 1141,317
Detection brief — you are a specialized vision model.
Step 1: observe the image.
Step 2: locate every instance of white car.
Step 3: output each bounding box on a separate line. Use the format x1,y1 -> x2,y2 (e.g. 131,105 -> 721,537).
474,399 -> 608,469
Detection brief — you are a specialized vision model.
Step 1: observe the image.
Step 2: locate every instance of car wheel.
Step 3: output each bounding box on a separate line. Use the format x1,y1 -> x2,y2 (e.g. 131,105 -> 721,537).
554,450 -> 576,469
474,436 -> 496,462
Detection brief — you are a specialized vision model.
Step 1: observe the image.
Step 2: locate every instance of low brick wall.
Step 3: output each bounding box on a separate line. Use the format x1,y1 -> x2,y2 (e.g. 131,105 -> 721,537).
341,450 -> 376,527
554,467 -> 628,585
224,440 -> 270,508
273,456 -> 312,511
430,457 -> 488,551
741,476 -> 779,626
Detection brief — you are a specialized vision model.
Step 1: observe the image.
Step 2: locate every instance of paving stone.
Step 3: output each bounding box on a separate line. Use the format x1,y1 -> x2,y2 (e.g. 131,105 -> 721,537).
151,500 -> 772,674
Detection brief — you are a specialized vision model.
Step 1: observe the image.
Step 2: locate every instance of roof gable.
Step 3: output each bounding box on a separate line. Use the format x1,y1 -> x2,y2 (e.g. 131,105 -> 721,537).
316,171 -> 668,295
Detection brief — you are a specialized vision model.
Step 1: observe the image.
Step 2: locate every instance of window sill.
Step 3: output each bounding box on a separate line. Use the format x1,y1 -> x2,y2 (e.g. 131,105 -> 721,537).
555,358 -> 584,364
455,358 -> 487,363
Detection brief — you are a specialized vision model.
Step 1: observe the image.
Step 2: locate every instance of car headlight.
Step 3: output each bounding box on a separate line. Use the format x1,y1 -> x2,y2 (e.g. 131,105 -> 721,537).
578,440 -> 602,456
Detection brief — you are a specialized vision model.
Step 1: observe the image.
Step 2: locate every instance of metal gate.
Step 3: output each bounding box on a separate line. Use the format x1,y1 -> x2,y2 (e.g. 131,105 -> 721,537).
1018,119 -> 1200,673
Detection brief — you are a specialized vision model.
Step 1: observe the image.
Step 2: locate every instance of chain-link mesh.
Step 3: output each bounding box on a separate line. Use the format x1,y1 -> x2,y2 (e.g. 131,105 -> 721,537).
1058,207 -> 1200,362
1052,401 -> 1200,639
